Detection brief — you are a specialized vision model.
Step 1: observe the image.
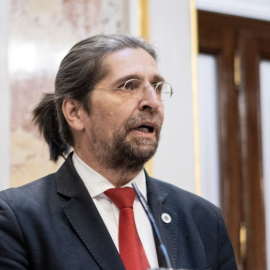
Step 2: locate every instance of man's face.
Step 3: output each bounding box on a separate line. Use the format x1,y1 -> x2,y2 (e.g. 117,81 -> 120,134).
80,48 -> 164,172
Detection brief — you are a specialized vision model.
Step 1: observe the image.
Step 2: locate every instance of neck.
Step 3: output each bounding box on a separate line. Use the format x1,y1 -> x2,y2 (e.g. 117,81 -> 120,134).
74,151 -> 143,187
96,167 -> 142,187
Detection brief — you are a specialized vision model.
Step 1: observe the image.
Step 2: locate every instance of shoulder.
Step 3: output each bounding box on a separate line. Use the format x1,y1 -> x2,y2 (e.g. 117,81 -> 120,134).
147,176 -> 217,206
0,173 -> 56,210
147,176 -> 221,220
0,153 -> 76,209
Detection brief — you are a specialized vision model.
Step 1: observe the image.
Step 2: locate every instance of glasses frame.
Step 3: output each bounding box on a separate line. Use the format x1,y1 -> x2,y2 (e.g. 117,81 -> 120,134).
113,78 -> 173,101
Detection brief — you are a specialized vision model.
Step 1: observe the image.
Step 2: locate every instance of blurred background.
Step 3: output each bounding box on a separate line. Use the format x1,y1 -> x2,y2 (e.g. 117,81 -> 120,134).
0,0 -> 270,269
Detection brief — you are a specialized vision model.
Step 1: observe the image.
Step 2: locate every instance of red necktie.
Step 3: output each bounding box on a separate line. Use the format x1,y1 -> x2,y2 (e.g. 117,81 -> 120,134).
105,187 -> 150,270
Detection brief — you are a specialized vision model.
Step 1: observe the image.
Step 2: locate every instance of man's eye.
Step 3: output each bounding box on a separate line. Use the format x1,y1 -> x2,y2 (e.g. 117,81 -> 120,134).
117,83 -> 125,88
124,81 -> 133,90
153,82 -> 162,93
123,80 -> 141,91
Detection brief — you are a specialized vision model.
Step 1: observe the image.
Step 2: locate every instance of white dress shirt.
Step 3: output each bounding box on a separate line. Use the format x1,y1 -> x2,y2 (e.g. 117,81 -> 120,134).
72,152 -> 159,268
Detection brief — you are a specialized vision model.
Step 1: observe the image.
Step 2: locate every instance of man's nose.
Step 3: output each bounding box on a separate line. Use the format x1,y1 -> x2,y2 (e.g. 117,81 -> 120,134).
138,86 -> 162,112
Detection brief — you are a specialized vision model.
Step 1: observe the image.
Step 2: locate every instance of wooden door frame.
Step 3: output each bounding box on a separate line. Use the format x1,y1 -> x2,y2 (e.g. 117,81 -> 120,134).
198,10 -> 270,270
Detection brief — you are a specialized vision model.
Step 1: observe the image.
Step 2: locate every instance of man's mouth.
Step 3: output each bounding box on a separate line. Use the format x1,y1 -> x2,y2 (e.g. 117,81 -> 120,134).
134,124 -> 154,133
125,115 -> 162,137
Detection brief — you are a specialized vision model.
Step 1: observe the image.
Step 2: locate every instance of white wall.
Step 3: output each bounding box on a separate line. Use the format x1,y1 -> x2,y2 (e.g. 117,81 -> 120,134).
0,0 -> 10,191
260,61 -> 270,270
198,54 -> 220,206
150,0 -> 196,192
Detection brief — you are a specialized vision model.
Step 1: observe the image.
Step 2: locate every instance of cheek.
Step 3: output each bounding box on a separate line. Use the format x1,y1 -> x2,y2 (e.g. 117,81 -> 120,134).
91,98 -> 115,121
91,94 -> 139,130
103,99 -> 137,120
91,106 -> 129,136
158,104 -> 165,121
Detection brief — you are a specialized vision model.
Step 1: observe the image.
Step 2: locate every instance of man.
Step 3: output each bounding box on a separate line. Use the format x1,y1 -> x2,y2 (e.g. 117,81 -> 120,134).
0,35 -> 237,270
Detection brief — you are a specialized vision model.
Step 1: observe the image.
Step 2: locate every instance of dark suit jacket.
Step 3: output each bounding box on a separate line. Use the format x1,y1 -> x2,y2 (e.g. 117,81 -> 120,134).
0,154 -> 237,270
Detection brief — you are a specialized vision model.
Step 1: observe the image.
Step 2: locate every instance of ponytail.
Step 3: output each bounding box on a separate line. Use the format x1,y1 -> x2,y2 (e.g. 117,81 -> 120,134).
32,93 -> 69,162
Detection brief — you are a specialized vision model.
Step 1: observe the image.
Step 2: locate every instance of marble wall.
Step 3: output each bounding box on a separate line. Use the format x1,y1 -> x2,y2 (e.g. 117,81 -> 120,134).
9,0 -> 128,187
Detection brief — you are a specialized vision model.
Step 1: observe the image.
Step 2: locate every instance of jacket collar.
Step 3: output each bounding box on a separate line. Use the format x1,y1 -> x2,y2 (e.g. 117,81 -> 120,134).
55,153 -> 125,270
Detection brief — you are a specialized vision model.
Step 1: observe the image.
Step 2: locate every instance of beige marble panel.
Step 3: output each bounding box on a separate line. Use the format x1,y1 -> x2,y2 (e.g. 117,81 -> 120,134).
9,0 -> 126,187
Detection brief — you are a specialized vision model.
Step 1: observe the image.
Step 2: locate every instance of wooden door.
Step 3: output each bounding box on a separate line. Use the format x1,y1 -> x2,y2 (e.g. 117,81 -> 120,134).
198,10 -> 270,270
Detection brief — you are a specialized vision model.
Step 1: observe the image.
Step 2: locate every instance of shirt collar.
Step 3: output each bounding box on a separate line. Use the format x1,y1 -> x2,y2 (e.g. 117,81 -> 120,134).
72,152 -> 147,199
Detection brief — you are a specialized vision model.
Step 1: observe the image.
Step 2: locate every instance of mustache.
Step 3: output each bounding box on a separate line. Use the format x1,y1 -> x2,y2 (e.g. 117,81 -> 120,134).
125,112 -> 163,131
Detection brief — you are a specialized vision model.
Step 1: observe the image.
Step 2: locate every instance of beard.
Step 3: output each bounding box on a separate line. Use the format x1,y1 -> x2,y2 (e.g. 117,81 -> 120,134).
91,112 -> 162,173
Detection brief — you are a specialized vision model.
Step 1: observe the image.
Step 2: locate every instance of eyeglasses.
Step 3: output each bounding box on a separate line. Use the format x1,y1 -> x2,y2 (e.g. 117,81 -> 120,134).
112,79 -> 173,101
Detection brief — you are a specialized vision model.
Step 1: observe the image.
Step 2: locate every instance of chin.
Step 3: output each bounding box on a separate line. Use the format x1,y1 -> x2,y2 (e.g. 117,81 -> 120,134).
129,136 -> 158,153
105,132 -> 160,172
132,144 -> 157,159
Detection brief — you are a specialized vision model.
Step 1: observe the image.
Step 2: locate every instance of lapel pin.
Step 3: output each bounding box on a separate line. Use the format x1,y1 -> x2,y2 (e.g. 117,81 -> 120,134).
161,213 -> 171,223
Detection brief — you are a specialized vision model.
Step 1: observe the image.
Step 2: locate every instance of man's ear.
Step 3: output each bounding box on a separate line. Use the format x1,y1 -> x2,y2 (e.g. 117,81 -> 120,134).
62,99 -> 85,131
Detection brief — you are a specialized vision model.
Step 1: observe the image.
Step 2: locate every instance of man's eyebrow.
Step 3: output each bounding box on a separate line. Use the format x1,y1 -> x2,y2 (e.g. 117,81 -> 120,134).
153,74 -> 165,82
114,74 -> 143,86
113,74 -> 165,86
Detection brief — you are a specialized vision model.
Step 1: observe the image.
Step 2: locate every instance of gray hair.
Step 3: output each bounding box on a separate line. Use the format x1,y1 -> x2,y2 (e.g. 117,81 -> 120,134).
32,34 -> 158,161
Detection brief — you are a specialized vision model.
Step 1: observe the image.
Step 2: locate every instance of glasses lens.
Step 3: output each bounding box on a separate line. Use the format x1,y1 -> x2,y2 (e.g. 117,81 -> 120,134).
158,82 -> 172,101
122,79 -> 172,101
123,79 -> 141,91
123,79 -> 143,98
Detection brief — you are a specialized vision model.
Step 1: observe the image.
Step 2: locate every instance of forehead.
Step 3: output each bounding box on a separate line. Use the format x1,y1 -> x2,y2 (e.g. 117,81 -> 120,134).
100,48 -> 160,82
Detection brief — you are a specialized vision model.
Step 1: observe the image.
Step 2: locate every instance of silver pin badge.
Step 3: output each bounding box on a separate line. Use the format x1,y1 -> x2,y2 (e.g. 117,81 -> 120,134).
161,213 -> 171,223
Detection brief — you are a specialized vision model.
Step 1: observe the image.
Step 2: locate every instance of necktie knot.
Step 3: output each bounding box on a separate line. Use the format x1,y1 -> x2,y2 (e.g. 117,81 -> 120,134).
105,187 -> 135,209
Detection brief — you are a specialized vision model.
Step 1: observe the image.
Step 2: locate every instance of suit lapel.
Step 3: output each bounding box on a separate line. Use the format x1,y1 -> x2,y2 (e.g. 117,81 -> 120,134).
56,155 -> 125,270
146,173 -> 209,269
146,175 -> 179,268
